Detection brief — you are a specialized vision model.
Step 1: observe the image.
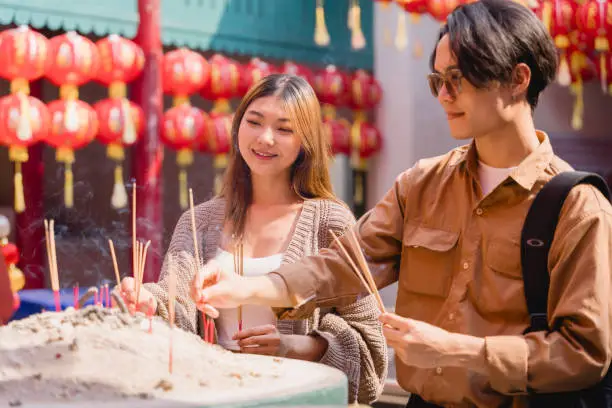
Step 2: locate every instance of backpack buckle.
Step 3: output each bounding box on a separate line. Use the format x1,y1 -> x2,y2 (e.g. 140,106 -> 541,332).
529,313 -> 549,332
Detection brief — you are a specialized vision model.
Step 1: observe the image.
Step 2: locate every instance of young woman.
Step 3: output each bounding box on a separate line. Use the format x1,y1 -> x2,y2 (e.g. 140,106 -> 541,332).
119,74 -> 387,404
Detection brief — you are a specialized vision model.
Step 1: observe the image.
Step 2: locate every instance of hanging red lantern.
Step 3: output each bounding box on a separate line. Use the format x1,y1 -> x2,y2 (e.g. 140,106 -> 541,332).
200,54 -> 240,114
576,0 -> 612,92
95,34 -> 145,209
536,0 -> 578,86
0,95 -> 50,213
324,118 -> 351,156
350,121 -> 383,215
0,26 -> 50,213
594,52 -> 612,94
162,48 -> 209,106
208,113 -> 233,195
314,65 -> 351,120
239,58 -> 275,96
46,100 -> 99,208
349,70 -> 383,111
280,61 -> 315,85
46,31 -> 99,208
426,0 -> 461,21
161,104 -> 213,208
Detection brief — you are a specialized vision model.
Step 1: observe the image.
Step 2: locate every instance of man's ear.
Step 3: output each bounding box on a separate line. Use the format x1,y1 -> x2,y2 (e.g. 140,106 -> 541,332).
511,63 -> 531,100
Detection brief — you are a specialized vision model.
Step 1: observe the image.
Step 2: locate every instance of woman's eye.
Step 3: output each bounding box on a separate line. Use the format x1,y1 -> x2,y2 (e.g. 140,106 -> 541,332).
278,128 -> 293,133
246,120 -> 260,126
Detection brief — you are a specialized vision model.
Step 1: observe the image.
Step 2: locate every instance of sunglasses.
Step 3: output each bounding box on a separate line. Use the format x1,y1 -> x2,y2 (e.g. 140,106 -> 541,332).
427,69 -> 464,98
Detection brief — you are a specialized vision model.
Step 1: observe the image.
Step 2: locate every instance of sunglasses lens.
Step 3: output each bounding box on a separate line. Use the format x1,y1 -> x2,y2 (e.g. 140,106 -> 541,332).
428,75 -> 442,97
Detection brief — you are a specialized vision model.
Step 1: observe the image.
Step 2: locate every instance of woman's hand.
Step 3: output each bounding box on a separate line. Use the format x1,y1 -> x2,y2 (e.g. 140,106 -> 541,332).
115,277 -> 156,314
233,324 -> 287,356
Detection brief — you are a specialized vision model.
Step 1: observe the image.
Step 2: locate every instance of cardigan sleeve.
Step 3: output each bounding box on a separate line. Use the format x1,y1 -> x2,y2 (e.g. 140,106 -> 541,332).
310,201 -> 388,404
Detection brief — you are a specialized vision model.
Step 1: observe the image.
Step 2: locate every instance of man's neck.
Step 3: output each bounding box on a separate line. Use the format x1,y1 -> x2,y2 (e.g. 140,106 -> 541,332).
474,115 -> 540,169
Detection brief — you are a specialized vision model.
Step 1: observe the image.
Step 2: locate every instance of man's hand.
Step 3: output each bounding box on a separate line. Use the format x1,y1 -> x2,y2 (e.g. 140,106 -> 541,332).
380,313 -> 487,372
233,324 -> 286,356
191,259 -> 250,313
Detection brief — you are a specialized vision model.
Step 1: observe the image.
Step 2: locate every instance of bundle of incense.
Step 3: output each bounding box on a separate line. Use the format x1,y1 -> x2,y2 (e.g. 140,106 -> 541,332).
234,242 -> 244,332
44,219 -> 61,312
329,229 -> 385,313
188,188 -> 214,344
108,240 -> 121,287
73,283 -> 79,310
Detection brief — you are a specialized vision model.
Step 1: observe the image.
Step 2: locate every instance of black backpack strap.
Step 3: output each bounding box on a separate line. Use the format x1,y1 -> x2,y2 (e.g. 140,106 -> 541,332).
521,171 -> 611,333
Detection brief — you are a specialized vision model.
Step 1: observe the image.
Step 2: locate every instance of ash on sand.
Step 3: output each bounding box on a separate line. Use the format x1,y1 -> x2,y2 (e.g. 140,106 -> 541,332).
0,306 -> 293,406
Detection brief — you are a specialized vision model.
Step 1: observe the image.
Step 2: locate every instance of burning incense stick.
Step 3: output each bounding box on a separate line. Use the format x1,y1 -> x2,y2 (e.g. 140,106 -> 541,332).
135,240 -> 150,308
44,219 -> 61,312
108,240 -> 121,287
132,181 -> 137,288
168,255 -> 176,374
188,188 -> 212,342
73,283 -> 79,310
236,242 -> 244,332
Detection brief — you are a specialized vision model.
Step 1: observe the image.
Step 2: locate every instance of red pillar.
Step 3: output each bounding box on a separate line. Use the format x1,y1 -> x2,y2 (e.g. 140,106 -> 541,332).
133,0 -> 164,283
16,80 -> 45,289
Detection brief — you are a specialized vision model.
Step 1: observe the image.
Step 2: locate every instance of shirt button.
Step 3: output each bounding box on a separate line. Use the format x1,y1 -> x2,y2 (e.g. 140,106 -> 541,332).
463,262 -> 469,270
448,312 -> 455,320
476,208 -> 483,216
435,367 -> 443,375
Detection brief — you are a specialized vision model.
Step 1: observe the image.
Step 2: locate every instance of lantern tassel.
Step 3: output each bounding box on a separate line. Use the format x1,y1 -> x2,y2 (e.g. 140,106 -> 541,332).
177,149 -> 194,210
410,13 -> 420,24
13,163 -> 25,214
213,154 -> 227,196
314,0 -> 330,46
395,11 -> 408,50
354,171 -> 364,205
65,162 -> 74,208
9,146 -> 29,213
571,78 -> 584,131
600,53 -> 608,94
111,164 -> 128,210
16,93 -> 33,143
541,2 -> 552,34
212,99 -> 231,115
557,53 -> 571,87
351,1 -> 366,50
121,98 -> 137,145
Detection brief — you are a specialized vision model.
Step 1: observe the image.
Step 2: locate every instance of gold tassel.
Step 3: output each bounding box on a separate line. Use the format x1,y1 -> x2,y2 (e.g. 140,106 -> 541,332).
212,99 -> 231,115
121,98 -> 136,145
9,147 -> 28,213
173,95 -> 189,107
351,0 -> 366,50
16,92 -> 33,143
413,40 -> 424,58
395,11 -> 408,50
111,164 -> 128,209
348,0 -> 355,30
176,149 -> 194,210
314,0 -> 330,46
354,172 -> 364,205
557,53 -> 571,87
65,162 -> 74,208
13,162 -> 25,214
56,147 -> 76,208
571,78 -> 584,131
600,53 -> 608,94
410,13 -> 420,24
541,2 -> 552,34
214,171 -> 223,196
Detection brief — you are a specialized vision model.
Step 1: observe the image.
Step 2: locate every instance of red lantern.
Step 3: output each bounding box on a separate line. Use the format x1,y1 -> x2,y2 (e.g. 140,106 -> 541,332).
95,34 -> 145,209
200,54 -> 240,114
324,118 -> 351,156
576,0 -> 612,91
397,0 -> 427,16
349,70 -> 383,111
96,34 -> 144,87
46,100 -> 98,208
537,0 -> 577,86
47,31 -> 99,97
314,65 -> 351,119
0,95 -> 50,212
94,98 -> 144,208
208,113 -> 233,195
161,104 -> 213,209
350,121 -> 382,213
0,26 -> 50,213
163,48 -> 209,105
280,61 -> 315,85
239,58 -> 275,96
0,26 -> 50,93
426,0 -> 461,21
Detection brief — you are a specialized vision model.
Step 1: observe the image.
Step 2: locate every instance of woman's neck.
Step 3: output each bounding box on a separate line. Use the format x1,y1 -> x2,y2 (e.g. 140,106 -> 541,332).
250,173 -> 301,206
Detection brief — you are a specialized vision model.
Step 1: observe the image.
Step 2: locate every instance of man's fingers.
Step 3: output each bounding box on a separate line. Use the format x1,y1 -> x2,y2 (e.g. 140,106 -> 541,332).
379,312 -> 414,331
233,325 -> 276,340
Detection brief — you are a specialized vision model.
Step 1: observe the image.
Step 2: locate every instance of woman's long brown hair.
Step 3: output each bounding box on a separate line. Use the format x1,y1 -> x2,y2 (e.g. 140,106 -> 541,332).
220,73 -> 337,239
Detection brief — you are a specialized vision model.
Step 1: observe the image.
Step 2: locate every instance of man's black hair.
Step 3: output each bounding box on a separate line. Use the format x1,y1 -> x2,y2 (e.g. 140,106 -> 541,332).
430,0 -> 558,109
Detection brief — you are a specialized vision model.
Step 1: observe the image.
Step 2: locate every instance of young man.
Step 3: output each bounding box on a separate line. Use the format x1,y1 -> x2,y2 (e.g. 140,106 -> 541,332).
195,0 -> 612,406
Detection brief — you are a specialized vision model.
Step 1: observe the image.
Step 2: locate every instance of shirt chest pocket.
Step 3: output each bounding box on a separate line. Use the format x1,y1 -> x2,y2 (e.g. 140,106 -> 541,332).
400,224 -> 460,298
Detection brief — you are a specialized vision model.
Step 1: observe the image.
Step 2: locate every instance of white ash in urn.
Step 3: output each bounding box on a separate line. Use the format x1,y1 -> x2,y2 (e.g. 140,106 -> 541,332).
0,306 -> 288,405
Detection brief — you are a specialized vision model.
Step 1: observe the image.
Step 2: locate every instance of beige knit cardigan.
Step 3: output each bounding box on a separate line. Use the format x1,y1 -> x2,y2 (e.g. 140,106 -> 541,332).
145,197 -> 388,404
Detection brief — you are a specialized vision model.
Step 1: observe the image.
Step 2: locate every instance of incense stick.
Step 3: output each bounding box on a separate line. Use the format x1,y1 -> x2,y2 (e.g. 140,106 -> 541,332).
328,229 -> 373,296
135,240 -> 150,308
108,240 -> 121,287
345,229 -> 385,312
132,181 -> 137,294
168,255 -> 176,374
44,219 -> 61,312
